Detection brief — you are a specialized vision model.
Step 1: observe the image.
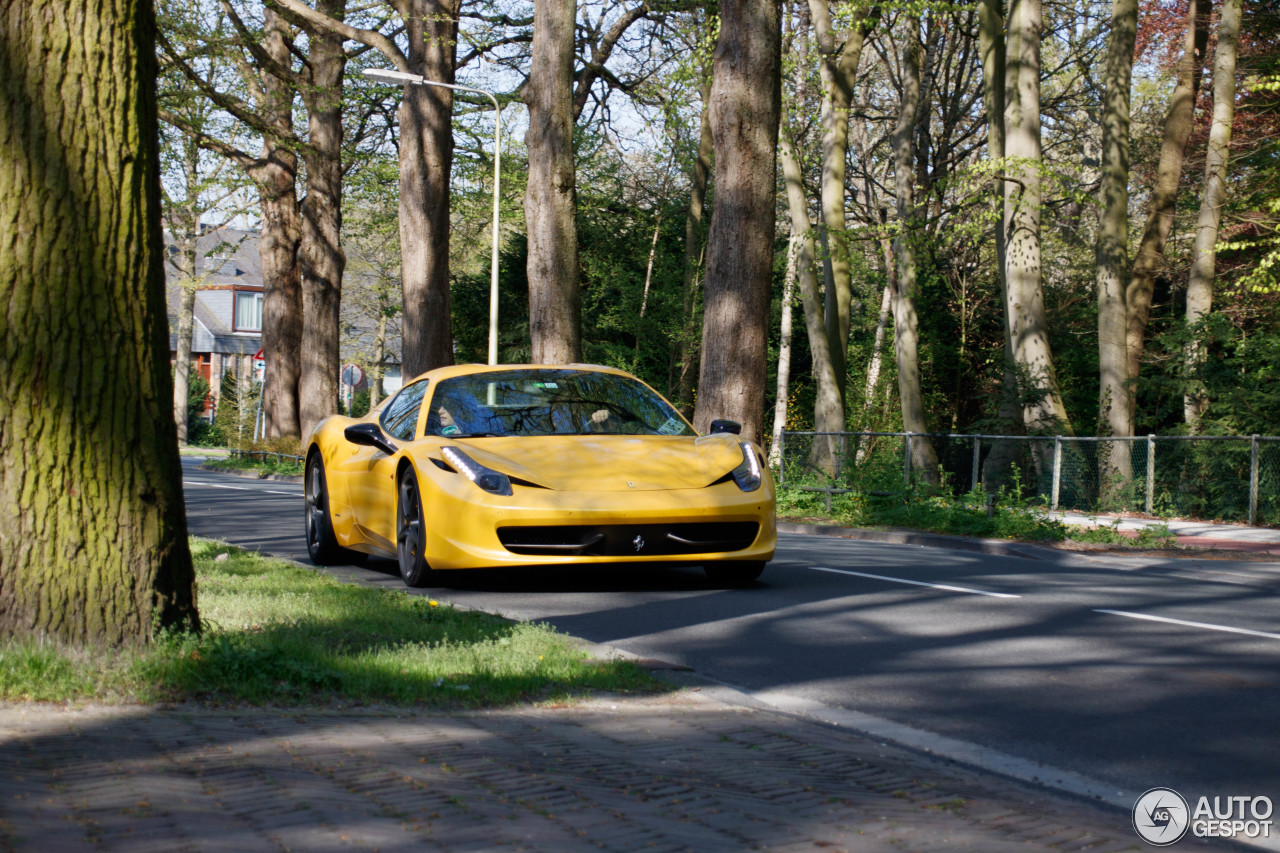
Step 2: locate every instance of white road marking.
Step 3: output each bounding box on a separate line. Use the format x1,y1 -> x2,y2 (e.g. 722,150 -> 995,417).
808,566 -> 1021,599
183,480 -> 300,498
1094,609 -> 1280,641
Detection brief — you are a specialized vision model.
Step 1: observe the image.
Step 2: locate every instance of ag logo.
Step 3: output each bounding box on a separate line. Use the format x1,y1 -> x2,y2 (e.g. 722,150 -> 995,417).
1133,787 -> 1190,846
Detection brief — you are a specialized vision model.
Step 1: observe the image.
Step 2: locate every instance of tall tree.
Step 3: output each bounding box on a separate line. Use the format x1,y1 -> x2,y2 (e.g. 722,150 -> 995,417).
1127,0 -> 1209,416
891,11 -> 940,484
0,0 -> 198,644
776,0 -> 842,474
525,0 -> 582,363
672,52 -> 715,411
1003,0 -> 1072,435
274,0 -> 462,377
1185,0 -> 1242,429
809,0 -> 878,408
1095,0 -> 1138,485
691,0 -> 781,442
977,0 -> 1025,486
158,4 -> 305,439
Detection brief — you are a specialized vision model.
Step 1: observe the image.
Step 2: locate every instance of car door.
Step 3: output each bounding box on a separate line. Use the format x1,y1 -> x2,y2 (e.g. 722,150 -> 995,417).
342,380 -> 429,551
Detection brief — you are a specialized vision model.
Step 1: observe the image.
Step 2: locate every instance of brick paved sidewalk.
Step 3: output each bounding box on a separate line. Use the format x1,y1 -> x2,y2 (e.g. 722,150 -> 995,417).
0,690 -> 1176,853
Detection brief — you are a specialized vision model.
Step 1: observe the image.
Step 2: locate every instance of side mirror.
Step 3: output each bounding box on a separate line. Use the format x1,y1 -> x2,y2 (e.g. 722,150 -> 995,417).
344,422 -> 398,456
709,419 -> 742,436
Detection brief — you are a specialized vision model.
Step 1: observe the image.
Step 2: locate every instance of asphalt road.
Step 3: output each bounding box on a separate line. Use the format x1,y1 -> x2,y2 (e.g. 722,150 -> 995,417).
182,458 -> 1280,805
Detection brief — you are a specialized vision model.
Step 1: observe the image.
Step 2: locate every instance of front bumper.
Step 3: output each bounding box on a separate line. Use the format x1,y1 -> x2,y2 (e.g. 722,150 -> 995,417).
419,466 -> 776,570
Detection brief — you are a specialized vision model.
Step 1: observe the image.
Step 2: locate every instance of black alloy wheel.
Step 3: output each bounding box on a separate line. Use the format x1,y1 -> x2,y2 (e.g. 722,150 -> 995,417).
396,468 -> 434,587
305,454 -> 343,564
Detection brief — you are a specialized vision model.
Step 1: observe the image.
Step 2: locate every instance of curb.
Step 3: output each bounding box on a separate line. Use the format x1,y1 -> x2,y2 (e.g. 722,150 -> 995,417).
196,463 -> 304,484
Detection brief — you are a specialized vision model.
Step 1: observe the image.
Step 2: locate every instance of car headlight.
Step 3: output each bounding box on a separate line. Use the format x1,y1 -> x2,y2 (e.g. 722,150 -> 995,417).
441,447 -> 514,496
731,442 -> 762,492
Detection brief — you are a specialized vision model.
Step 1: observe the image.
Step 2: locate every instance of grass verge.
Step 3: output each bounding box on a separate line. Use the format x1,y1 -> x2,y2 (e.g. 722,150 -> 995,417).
777,484 -> 1069,541
204,455 -> 304,477
0,539 -> 664,707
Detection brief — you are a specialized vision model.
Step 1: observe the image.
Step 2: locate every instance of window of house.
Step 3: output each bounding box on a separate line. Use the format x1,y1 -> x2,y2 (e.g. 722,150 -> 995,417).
234,289 -> 263,332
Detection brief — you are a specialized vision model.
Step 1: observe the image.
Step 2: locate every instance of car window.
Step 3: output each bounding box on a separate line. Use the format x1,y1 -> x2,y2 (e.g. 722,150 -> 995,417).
424,369 -> 695,438
380,380 -> 429,441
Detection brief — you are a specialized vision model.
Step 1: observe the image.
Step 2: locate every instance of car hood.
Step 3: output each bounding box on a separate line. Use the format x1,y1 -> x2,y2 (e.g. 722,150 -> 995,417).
439,434 -> 749,491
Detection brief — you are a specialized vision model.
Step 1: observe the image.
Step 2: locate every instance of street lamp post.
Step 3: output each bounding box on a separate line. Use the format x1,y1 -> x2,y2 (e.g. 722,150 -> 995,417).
363,68 -> 503,366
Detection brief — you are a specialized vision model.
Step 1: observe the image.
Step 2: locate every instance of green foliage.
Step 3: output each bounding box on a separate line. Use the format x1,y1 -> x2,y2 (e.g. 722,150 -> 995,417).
186,366 -> 210,423
0,540 -> 663,706
1069,520 -> 1178,547
775,480 -> 1068,542
346,389 -> 371,418
205,454 -> 304,477
1136,312 -> 1280,436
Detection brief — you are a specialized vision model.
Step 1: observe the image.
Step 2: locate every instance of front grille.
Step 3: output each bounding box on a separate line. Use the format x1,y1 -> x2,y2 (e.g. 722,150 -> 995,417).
497,522 -> 759,557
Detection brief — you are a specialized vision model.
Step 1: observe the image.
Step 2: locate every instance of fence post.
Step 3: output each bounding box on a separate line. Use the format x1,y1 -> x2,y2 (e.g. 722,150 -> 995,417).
1146,435 -> 1156,515
1051,436 -> 1063,511
903,433 -> 913,485
1250,434 -> 1260,526
971,436 -> 981,492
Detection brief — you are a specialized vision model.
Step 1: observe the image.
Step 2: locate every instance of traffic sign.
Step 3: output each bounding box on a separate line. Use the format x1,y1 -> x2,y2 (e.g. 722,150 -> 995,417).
341,364 -> 364,387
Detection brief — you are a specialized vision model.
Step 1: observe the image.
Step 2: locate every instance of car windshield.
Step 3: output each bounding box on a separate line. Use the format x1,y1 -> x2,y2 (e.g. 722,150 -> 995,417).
424,369 -> 695,438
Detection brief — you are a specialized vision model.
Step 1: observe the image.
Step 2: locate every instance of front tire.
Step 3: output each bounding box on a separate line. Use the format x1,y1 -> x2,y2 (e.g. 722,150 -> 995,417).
305,454 -> 364,566
704,561 -> 765,586
397,468 -> 434,587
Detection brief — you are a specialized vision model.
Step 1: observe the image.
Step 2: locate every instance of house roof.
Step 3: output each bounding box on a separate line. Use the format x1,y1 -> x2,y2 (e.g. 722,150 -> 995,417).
166,225 -> 261,357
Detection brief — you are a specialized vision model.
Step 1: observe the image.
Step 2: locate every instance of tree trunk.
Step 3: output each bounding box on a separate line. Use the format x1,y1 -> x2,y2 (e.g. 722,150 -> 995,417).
371,311 -> 388,407
1127,0 -> 1208,414
258,8 -> 303,440
171,140 -> 200,447
1096,0 -> 1138,491
297,0 -> 347,440
672,78 -> 715,410
891,15 -> 940,485
862,283 -> 891,417
0,0 -> 198,645
174,280 -> 197,444
397,0 -> 459,377
769,233 -> 798,468
976,0 -> 1019,487
524,0 -> 581,364
1004,0 -> 1071,436
691,0 -> 781,444
781,127 -> 843,475
809,0 -> 876,405
1185,0 -> 1241,430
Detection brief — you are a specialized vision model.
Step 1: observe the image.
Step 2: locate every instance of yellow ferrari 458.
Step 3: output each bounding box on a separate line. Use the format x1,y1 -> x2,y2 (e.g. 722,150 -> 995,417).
304,363 -> 776,586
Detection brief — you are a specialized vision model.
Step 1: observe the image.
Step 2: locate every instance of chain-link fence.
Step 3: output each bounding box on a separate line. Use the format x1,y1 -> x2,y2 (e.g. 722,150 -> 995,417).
777,431 -> 1280,525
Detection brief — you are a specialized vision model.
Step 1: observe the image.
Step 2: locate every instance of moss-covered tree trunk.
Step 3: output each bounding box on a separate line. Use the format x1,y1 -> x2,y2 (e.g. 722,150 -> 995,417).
0,0 -> 198,645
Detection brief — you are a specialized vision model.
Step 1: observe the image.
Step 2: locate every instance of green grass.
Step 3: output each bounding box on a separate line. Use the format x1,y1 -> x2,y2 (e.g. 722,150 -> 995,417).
1068,520 -> 1178,547
0,540 -> 663,707
204,454 -> 305,477
776,484 -> 1069,542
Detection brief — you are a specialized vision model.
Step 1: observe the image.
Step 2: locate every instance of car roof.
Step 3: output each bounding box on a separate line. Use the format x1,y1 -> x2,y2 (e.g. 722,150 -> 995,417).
401,363 -> 634,386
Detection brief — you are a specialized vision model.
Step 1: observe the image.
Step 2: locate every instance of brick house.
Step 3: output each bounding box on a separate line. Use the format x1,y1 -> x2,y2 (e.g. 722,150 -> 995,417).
166,225 -> 262,418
